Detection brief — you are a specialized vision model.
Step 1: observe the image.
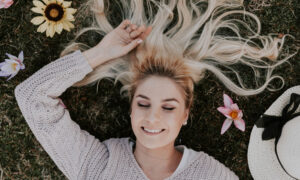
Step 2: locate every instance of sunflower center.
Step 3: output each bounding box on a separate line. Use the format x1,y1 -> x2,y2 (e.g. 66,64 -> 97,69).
45,3 -> 64,22
50,9 -> 59,18
230,111 -> 238,120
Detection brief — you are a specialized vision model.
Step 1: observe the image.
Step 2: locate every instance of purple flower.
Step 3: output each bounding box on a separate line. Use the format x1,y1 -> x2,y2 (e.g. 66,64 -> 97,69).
217,94 -> 245,135
0,51 -> 25,81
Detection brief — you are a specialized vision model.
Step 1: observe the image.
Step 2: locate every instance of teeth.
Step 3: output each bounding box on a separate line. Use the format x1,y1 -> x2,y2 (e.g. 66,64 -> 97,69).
144,127 -> 163,133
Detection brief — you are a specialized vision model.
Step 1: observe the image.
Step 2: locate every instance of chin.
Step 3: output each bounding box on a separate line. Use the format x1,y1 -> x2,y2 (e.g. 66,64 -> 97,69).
141,141 -> 166,149
136,137 -> 174,149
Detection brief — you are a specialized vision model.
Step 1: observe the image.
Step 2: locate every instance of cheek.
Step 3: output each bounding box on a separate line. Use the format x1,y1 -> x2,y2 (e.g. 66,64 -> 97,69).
166,117 -> 183,130
130,109 -> 141,128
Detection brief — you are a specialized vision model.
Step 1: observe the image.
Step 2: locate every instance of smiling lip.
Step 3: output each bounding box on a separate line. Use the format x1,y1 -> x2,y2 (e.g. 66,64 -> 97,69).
141,127 -> 165,136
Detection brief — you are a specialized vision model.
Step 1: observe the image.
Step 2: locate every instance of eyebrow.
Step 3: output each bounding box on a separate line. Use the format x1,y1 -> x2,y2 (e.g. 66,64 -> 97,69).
136,94 -> 180,103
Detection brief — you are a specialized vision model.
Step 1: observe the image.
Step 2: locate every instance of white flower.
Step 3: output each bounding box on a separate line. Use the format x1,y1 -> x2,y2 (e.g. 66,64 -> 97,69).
30,0 -> 77,38
0,51 -> 25,81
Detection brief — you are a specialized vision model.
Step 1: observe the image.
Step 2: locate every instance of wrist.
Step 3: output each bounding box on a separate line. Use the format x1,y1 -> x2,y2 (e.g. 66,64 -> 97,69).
83,47 -> 108,69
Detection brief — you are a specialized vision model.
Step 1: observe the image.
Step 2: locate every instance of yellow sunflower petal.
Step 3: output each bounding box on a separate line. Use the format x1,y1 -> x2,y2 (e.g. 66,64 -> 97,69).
37,21 -> 48,33
33,0 -> 46,8
55,22 -> 63,34
62,1 -> 72,8
62,20 -> 70,31
31,7 -> 44,14
66,8 -> 77,15
31,16 -> 46,25
57,0 -> 63,4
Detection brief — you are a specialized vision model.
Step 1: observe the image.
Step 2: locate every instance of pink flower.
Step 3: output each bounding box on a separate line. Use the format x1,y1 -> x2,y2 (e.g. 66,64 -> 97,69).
0,0 -> 14,9
217,94 -> 245,135
0,51 -> 25,81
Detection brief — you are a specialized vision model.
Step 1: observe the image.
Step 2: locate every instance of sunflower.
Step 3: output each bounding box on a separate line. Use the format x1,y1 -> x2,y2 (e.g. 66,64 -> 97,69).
30,0 -> 77,38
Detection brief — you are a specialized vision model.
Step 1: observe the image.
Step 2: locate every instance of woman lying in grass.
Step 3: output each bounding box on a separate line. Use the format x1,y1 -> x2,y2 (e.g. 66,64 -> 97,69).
15,0 -> 295,179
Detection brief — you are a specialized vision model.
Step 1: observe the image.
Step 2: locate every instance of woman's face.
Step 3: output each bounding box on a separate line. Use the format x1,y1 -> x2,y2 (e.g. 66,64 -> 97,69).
130,75 -> 190,149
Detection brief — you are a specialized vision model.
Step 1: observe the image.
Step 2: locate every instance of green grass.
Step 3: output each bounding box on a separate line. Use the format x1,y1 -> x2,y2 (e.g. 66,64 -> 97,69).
0,0 -> 299,179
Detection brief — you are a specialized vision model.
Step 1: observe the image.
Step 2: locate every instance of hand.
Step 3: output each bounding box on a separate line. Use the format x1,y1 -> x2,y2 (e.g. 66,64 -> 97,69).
95,19 -> 152,63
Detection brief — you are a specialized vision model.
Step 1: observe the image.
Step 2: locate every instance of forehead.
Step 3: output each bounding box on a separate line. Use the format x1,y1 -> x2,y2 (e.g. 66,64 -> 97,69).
135,76 -> 185,101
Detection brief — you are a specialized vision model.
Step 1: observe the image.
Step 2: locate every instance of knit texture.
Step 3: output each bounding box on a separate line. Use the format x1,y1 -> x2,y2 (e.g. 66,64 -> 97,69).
14,50 -> 239,180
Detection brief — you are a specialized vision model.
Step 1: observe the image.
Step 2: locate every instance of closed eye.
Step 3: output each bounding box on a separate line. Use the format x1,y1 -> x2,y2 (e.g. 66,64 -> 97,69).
137,103 -> 175,111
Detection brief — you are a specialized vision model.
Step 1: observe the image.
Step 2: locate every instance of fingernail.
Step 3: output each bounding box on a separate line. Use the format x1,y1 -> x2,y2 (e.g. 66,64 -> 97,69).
137,39 -> 143,44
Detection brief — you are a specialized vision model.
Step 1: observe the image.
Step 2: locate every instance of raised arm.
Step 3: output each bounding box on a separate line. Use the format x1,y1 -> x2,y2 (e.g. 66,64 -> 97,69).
14,50 -> 109,179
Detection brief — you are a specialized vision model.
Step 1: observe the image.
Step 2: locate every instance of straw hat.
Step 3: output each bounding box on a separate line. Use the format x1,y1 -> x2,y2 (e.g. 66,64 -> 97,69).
247,85 -> 300,180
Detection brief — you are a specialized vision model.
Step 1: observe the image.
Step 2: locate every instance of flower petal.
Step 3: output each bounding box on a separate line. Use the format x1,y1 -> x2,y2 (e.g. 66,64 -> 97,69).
18,51 -> 24,62
62,20 -> 70,31
237,110 -> 243,119
37,21 -> 48,33
42,0 -> 49,4
66,8 -> 77,14
5,59 -> 16,64
0,62 -> 6,69
46,24 -> 51,37
0,71 -> 11,77
31,16 -> 46,25
0,0 -> 14,9
65,21 -> 74,29
233,119 -> 245,132
65,13 -> 75,21
6,72 -> 18,81
19,63 -> 25,70
221,118 -> 233,135
31,7 -> 44,14
223,94 -> 233,108
49,22 -> 55,37
1,63 -> 17,73
217,107 -> 231,116
55,22 -> 63,34
5,53 -> 18,61
33,0 -> 46,8
231,103 -> 240,111
62,1 -> 72,8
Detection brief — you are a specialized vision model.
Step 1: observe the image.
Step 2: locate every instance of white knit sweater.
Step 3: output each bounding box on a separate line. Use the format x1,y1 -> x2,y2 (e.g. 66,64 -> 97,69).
14,50 -> 239,180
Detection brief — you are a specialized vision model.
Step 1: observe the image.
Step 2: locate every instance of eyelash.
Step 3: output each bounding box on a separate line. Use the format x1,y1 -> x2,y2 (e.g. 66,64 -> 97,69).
137,103 -> 175,111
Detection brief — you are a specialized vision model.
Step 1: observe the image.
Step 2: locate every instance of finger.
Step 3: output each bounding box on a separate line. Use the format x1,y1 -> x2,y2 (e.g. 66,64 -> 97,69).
131,24 -> 137,30
139,26 -> 152,40
123,38 -> 143,54
129,25 -> 146,39
125,26 -> 132,33
125,24 -> 137,34
118,19 -> 131,30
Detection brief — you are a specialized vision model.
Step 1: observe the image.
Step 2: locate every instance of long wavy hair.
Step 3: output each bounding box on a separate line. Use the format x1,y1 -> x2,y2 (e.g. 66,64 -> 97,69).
60,0 -> 296,111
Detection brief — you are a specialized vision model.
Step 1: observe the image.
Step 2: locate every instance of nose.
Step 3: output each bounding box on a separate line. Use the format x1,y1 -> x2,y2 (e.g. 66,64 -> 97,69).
146,107 -> 161,123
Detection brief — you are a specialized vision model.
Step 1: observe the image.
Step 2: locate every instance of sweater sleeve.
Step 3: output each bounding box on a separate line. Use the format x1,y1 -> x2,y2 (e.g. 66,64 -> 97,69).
14,50 -> 108,179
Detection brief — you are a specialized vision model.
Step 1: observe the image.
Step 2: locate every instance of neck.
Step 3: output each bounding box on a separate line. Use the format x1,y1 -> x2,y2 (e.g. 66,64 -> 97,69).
133,139 -> 183,174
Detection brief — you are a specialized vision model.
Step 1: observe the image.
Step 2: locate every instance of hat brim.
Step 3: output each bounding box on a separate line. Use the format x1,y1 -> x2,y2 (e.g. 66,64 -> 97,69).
247,85 -> 300,180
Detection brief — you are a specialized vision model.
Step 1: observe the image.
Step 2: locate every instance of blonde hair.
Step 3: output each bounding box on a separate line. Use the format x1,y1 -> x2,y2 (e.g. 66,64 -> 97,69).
60,0 -> 296,109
